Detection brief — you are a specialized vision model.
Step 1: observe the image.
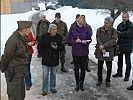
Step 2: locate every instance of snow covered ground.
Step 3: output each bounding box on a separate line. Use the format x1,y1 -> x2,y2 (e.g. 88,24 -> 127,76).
1,3 -> 133,100
1,3 -> 133,78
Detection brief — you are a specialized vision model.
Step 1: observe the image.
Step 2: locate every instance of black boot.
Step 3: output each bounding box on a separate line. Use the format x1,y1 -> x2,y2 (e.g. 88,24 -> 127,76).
61,63 -> 67,72
127,84 -> 133,90
86,66 -> 90,72
71,61 -> 74,64
80,82 -> 84,91
75,83 -> 80,91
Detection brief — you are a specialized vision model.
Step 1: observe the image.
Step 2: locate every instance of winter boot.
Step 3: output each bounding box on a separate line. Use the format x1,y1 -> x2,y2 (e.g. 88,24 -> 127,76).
61,63 -> 67,72
75,83 -> 80,91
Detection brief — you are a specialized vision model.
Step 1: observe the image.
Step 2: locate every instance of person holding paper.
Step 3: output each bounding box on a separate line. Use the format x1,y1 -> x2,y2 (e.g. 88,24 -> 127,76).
67,15 -> 92,91
94,17 -> 117,87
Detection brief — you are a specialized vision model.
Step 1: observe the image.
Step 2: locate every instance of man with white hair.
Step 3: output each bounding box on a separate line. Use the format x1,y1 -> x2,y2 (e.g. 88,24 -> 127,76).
95,17 -> 117,87
38,24 -> 64,96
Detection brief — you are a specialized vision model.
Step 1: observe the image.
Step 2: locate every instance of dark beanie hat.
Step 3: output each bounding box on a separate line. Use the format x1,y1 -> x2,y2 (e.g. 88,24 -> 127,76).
55,12 -> 61,18
17,21 -> 32,29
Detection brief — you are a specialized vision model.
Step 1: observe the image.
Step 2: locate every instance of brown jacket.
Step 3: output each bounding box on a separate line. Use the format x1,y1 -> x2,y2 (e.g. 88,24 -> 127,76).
1,31 -> 28,74
36,20 -> 50,37
94,26 -> 117,61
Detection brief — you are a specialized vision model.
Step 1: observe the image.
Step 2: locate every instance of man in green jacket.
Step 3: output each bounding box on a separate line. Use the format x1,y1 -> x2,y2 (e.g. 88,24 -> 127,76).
51,12 -> 68,72
1,21 -> 32,100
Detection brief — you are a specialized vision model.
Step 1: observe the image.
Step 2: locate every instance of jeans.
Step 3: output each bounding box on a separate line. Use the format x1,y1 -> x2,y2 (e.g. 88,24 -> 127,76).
97,60 -> 112,82
42,65 -> 56,92
25,55 -> 32,87
117,53 -> 131,77
73,56 -> 87,84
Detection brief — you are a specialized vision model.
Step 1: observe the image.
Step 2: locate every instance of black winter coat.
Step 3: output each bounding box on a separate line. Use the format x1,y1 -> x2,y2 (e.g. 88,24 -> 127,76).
39,33 -> 64,66
117,20 -> 133,53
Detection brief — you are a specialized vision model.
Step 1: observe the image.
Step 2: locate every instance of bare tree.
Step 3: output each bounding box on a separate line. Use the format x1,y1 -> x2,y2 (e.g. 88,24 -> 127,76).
78,0 -> 133,25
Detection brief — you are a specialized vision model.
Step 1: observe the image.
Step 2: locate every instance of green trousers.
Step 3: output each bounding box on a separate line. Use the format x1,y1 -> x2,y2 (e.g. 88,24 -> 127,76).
6,76 -> 25,100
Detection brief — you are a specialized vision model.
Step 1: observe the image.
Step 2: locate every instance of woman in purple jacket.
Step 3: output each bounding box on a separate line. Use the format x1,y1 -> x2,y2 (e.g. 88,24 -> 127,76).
67,16 -> 92,91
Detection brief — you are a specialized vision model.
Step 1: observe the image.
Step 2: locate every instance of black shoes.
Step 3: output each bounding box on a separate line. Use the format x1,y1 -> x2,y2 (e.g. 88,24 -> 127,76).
124,76 -> 129,82
37,53 -> 41,58
106,82 -> 110,87
96,81 -> 110,87
75,83 -> 84,91
50,89 -> 57,93
96,81 -> 102,86
42,91 -> 47,96
71,61 -> 74,64
75,83 -> 80,91
26,85 -> 32,91
112,73 -> 122,78
127,84 -> 133,90
86,67 -> 90,72
113,73 -> 129,82
42,89 -> 57,96
80,83 -> 84,91
61,64 -> 67,72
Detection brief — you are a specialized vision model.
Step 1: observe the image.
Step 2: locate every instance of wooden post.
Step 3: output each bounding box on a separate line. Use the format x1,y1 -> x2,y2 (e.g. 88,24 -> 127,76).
1,0 -> 11,14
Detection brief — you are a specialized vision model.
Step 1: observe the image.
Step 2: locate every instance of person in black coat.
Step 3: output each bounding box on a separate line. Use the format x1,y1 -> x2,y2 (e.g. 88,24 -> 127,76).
38,24 -> 64,96
112,12 -> 133,81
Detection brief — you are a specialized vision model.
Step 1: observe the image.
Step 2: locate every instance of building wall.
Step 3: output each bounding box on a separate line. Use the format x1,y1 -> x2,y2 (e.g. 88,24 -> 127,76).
1,0 -> 11,14
11,0 -> 32,14
1,0 -> 32,14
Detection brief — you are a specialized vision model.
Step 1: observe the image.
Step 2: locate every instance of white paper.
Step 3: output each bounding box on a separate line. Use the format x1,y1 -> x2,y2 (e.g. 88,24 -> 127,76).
103,52 -> 109,57
85,40 -> 91,42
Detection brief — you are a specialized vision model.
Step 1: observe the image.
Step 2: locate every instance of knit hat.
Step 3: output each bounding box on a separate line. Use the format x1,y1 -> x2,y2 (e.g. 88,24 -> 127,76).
17,21 -> 32,29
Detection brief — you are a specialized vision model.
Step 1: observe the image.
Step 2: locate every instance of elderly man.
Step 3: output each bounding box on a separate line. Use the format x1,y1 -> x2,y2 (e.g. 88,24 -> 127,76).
1,21 -> 32,100
39,24 -> 64,96
36,15 -> 50,57
51,12 -> 68,72
112,12 -> 133,81
95,17 -> 117,87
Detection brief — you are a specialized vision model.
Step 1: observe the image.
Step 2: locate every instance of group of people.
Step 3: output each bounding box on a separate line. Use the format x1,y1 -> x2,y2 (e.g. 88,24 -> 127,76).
95,12 -> 133,88
0,12 -> 133,100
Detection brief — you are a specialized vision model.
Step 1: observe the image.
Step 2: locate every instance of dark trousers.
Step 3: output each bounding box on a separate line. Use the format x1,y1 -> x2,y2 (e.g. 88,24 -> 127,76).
6,77 -> 25,100
97,60 -> 112,82
59,47 -> 66,64
117,53 -> 131,77
37,36 -> 42,56
73,56 -> 87,84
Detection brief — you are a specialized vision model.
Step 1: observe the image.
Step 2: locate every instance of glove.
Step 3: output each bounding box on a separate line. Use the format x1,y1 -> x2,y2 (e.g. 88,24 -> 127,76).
28,42 -> 34,46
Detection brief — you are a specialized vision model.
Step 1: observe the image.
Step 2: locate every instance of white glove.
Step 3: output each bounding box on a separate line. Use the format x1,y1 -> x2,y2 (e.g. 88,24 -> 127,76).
28,42 -> 33,46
